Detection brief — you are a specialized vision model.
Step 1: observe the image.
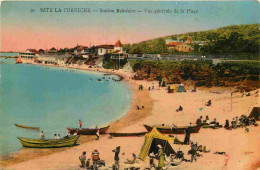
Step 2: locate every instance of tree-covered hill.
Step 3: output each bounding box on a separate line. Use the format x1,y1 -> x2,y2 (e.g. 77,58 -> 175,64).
123,24 -> 259,55
164,24 -> 259,42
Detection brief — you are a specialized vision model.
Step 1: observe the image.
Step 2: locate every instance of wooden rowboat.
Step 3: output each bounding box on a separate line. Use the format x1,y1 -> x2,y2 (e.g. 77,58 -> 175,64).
144,124 -> 201,134
14,123 -> 40,130
67,125 -> 110,135
17,136 -> 79,148
109,132 -> 146,137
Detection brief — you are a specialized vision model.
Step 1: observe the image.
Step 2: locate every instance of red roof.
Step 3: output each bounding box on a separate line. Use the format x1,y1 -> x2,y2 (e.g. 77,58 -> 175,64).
26,49 -> 37,53
50,47 -> 57,51
96,45 -> 114,49
167,42 -> 183,47
115,40 -> 122,47
78,46 -> 89,51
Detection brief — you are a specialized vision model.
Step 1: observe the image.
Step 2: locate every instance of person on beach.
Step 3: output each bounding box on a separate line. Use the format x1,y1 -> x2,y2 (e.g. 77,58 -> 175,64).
190,142 -> 198,162
40,131 -> 44,139
79,119 -> 82,129
206,100 -> 212,106
157,145 -> 165,170
57,134 -> 61,140
205,115 -> 210,124
137,105 -> 140,110
149,153 -> 156,169
53,134 -> 57,140
184,127 -> 191,145
113,146 -> 120,170
196,116 -> 203,125
92,149 -> 100,169
79,151 -> 87,168
224,119 -> 230,129
176,105 -> 183,112
96,129 -> 100,140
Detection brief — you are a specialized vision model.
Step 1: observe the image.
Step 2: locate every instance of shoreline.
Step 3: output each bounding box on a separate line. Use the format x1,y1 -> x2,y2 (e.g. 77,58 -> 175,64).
0,59 -> 153,168
1,59 -> 259,170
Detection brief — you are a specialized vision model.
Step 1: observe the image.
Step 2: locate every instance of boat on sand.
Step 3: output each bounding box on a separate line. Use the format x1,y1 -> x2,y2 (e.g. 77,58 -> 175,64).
17,136 -> 80,148
109,132 -> 146,137
67,125 -> 110,135
144,124 -> 201,134
14,123 -> 40,130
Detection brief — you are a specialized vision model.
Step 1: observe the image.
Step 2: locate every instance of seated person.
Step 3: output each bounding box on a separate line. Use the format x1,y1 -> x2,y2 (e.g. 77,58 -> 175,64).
176,105 -> 183,112
211,118 -> 217,124
205,119 -> 210,125
196,117 -> 202,125
206,100 -> 212,106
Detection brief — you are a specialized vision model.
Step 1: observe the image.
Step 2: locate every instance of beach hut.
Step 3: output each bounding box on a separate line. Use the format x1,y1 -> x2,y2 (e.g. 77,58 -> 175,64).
177,84 -> 186,93
248,107 -> 260,120
168,85 -> 177,93
139,127 -> 176,161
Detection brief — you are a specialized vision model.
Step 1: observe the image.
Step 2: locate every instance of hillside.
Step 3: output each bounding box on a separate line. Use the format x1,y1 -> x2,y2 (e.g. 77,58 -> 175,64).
163,24 -> 259,42
123,24 -> 259,55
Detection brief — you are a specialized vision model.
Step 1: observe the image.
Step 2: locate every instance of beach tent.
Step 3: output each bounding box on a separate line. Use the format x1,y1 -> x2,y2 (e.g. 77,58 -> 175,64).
248,107 -> 260,120
177,84 -> 186,93
168,85 -> 177,93
139,127 -> 176,161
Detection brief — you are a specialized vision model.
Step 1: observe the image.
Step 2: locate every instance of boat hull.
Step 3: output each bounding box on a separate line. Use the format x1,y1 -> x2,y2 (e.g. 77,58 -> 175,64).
14,124 -> 40,130
144,124 -> 201,134
109,132 -> 146,137
67,126 -> 110,135
17,136 -> 79,148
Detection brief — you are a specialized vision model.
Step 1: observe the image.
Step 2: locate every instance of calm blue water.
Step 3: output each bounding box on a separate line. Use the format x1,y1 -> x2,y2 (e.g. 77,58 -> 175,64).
0,58 -> 132,155
0,52 -> 18,57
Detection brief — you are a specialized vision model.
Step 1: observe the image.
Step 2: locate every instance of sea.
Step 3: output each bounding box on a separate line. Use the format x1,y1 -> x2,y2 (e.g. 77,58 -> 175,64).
0,54 -> 132,155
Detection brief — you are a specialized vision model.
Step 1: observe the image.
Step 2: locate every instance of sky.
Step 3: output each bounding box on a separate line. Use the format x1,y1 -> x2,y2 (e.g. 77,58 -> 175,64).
1,1 -> 259,52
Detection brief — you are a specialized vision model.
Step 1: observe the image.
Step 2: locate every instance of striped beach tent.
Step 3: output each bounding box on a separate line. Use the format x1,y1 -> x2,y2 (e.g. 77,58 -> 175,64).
138,127 -> 176,161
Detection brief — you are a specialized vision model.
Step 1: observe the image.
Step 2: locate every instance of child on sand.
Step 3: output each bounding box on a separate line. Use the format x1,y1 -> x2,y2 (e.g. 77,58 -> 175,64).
79,151 -> 86,168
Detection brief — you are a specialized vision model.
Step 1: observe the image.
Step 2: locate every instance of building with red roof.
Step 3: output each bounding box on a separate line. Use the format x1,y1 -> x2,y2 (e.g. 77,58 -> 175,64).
96,45 -> 114,56
114,40 -> 123,53
166,42 -> 183,49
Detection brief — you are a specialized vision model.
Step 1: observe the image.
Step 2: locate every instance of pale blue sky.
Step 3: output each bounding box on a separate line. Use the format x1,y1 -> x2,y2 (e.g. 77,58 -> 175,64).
1,1 -> 259,51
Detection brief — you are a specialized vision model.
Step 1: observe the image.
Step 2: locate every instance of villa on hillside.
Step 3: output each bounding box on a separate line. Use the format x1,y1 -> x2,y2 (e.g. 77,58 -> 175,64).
96,45 -> 114,56
175,43 -> 194,52
166,37 -> 194,52
74,45 -> 90,58
111,40 -> 127,69
167,42 -> 183,49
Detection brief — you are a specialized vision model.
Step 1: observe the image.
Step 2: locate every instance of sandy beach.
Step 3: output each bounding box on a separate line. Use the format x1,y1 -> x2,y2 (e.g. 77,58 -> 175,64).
1,59 -> 259,170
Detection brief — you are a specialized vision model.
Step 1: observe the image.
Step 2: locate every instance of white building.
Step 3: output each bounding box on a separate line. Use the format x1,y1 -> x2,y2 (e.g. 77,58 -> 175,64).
96,45 -> 114,56
74,46 -> 90,58
19,49 -> 38,59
